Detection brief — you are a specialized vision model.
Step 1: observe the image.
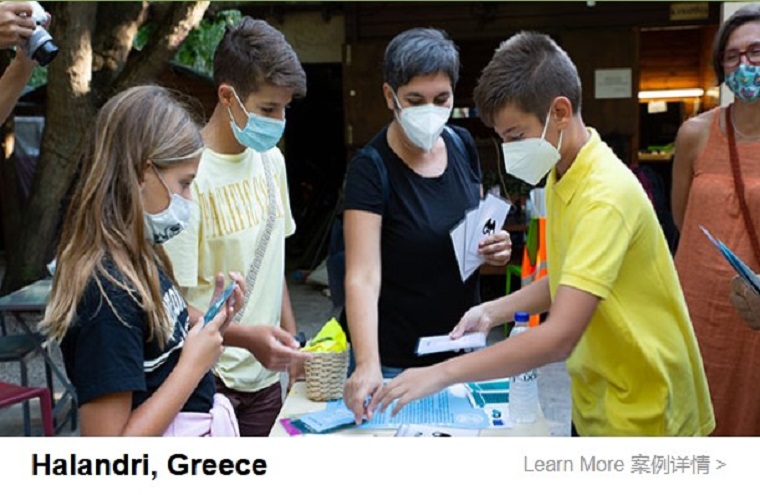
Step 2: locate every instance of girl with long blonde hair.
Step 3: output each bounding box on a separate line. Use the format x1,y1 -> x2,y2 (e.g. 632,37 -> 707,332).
42,85 -> 243,436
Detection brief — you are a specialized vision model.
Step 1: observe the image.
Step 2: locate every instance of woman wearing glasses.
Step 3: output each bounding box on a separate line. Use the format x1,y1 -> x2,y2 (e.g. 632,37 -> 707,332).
672,4 -> 760,436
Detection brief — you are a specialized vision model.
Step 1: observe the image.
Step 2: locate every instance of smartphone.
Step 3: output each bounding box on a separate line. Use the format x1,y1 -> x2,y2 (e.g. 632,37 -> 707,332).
203,281 -> 236,324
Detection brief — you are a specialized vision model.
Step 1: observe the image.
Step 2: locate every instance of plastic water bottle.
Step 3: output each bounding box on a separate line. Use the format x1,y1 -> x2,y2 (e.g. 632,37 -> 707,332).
509,312 -> 538,423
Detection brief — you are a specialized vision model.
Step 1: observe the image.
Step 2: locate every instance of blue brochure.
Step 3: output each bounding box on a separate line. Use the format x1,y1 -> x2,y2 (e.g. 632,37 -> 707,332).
700,225 -> 760,294
295,386 -> 490,433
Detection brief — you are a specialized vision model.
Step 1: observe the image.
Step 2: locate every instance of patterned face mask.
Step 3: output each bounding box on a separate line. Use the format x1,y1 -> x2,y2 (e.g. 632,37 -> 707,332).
726,64 -> 760,104
143,168 -> 192,244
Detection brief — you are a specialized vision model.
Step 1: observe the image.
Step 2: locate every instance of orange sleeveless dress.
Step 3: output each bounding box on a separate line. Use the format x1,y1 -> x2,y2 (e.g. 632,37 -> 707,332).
674,106 -> 760,436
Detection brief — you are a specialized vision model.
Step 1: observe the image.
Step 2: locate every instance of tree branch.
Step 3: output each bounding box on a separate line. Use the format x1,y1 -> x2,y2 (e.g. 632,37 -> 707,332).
111,1 -> 209,97
91,1 -> 148,89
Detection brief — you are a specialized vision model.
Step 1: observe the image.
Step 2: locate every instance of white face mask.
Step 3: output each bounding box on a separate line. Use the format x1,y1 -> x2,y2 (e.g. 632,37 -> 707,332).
143,168 -> 193,244
501,110 -> 563,186
393,92 -> 452,152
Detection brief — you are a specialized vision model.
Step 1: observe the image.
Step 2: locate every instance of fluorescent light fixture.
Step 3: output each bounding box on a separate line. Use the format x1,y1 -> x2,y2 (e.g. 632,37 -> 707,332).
638,88 -> 705,99
706,86 -> 720,99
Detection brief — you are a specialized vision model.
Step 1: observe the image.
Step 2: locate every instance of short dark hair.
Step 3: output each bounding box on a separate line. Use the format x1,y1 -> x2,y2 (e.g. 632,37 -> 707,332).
383,28 -> 460,91
213,17 -> 307,99
473,32 -> 581,127
712,5 -> 760,84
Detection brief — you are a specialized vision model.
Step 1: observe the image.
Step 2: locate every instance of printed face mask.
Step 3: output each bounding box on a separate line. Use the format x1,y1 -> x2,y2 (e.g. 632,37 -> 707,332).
726,64 -> 760,104
393,92 -> 452,152
228,87 -> 286,152
500,110 -> 563,186
144,168 -> 193,244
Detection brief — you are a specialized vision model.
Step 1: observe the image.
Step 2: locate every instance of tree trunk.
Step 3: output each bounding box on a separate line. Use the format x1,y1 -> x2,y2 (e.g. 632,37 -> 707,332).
0,1 -> 209,295
0,52 -> 21,260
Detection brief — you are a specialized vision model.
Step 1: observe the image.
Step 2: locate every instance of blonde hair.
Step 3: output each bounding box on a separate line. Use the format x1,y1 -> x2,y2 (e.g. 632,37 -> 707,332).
42,85 -> 203,348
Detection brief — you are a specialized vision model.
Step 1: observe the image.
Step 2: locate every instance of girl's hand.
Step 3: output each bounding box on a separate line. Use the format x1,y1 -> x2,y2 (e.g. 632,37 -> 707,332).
180,302 -> 227,377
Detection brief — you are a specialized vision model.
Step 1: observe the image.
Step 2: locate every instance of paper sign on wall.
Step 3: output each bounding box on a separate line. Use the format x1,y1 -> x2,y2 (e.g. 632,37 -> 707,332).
594,68 -> 632,100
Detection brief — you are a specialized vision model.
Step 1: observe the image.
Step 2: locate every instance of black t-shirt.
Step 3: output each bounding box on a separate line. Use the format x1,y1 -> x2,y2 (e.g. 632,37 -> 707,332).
61,260 -> 215,412
342,125 -> 482,368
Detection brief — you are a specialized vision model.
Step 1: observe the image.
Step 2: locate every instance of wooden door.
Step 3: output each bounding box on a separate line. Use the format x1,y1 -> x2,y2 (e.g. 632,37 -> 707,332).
342,41 -> 388,157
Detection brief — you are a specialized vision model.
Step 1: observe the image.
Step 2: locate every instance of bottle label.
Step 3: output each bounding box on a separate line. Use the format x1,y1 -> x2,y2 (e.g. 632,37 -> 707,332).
513,369 -> 537,382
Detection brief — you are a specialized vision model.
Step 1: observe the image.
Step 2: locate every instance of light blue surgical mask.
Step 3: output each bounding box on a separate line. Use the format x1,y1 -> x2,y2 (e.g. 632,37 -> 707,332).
227,87 -> 286,152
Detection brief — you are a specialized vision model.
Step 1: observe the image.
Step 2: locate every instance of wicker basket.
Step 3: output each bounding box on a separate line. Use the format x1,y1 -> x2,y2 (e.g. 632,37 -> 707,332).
304,346 -> 350,401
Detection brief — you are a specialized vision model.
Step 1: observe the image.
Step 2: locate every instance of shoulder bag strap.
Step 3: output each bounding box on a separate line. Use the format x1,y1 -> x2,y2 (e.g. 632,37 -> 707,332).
727,103 -> 760,267
233,152 -> 278,323
360,145 -> 390,210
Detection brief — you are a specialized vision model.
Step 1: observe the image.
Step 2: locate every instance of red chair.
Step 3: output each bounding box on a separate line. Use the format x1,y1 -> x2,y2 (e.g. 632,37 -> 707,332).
0,381 -> 54,436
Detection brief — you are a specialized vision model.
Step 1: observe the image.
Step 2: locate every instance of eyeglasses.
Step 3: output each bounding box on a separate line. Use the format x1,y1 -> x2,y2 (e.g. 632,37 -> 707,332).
722,42 -> 760,69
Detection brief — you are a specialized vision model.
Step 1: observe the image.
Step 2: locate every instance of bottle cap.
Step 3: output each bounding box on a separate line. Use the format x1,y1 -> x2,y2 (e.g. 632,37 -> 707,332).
514,311 -> 530,323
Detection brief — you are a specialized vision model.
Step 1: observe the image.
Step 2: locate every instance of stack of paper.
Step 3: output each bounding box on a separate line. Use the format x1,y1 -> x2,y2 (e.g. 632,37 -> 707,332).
450,193 -> 512,281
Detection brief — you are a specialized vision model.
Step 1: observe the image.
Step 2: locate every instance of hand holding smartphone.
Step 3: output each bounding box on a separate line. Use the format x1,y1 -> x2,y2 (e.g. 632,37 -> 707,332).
203,281 -> 237,325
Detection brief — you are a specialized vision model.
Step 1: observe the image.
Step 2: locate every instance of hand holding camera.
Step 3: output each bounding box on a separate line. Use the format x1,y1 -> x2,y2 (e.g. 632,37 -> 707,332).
0,2 -> 34,48
17,1 -> 56,66
0,2 -> 56,65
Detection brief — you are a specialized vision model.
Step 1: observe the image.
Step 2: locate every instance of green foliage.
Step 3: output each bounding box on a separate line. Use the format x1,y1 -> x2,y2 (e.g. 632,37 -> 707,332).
173,9 -> 242,77
132,21 -> 154,52
24,9 -> 243,93
27,65 -> 48,89
133,9 -> 241,77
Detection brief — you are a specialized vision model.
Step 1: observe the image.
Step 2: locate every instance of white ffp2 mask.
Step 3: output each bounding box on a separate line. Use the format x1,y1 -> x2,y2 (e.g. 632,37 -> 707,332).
501,110 -> 563,186
394,92 -> 452,152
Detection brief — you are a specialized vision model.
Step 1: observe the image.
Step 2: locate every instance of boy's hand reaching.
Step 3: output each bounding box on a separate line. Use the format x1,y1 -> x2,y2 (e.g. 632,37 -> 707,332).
371,366 -> 446,418
450,303 -> 494,339
244,324 -> 312,372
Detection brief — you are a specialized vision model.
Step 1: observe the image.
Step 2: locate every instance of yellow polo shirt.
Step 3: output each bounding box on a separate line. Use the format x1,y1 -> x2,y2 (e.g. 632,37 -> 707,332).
545,128 -> 714,436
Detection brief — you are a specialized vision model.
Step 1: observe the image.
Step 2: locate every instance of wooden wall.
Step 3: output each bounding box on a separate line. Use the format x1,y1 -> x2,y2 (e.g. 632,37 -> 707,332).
341,2 -> 694,165
241,1 -> 721,166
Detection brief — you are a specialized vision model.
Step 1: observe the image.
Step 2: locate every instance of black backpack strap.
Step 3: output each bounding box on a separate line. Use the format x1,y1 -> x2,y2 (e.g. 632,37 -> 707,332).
443,125 -> 479,180
357,144 -> 390,213
443,125 -> 466,161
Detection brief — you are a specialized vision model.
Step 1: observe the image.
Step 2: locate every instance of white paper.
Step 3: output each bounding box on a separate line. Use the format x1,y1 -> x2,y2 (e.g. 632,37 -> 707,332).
394,424 -> 480,437
449,194 -> 512,282
449,218 -> 467,282
464,194 -> 511,273
415,332 -> 487,356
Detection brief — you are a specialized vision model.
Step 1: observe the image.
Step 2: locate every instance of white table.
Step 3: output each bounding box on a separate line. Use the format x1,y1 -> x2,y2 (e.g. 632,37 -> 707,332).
270,382 -> 550,437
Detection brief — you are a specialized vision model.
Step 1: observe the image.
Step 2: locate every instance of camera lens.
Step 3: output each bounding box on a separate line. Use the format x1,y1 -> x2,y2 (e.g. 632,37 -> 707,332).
24,26 -> 59,67
32,39 -> 58,66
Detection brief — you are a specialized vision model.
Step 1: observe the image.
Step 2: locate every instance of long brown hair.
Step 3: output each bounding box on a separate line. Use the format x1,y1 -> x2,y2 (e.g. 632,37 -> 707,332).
42,85 -> 203,347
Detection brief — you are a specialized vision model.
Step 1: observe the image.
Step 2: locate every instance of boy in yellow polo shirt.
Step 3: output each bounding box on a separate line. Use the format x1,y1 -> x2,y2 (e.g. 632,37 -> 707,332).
374,31 -> 715,436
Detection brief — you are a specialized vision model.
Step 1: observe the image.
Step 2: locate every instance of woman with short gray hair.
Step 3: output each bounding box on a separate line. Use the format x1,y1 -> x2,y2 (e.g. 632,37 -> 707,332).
340,28 -> 512,424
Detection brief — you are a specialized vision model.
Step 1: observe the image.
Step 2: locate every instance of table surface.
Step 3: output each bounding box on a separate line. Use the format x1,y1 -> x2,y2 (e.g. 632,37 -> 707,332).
270,382 -> 550,437
0,279 -> 52,312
